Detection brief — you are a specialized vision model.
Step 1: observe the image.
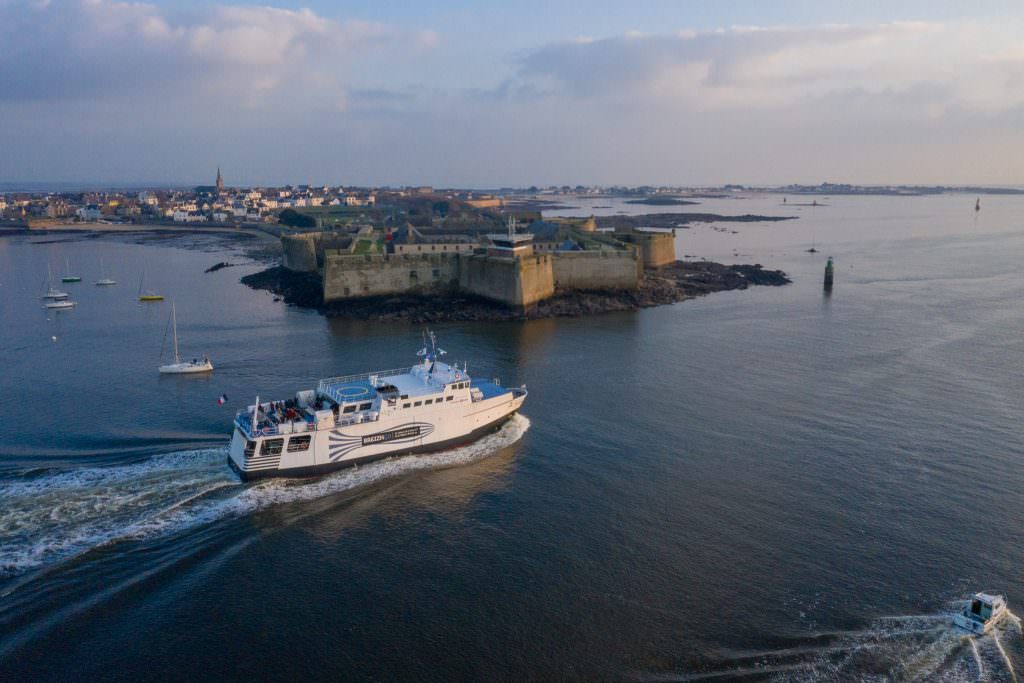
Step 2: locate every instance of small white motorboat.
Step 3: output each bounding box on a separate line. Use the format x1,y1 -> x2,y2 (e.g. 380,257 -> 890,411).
954,592 -> 1007,635
158,303 -> 213,374
45,300 -> 76,310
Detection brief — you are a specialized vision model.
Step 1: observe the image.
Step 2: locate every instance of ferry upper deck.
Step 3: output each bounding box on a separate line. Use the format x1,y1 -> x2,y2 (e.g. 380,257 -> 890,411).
234,360 -> 511,439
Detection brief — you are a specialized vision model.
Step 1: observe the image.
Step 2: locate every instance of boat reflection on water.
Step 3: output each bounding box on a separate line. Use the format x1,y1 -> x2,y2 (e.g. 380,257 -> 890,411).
250,416 -> 527,540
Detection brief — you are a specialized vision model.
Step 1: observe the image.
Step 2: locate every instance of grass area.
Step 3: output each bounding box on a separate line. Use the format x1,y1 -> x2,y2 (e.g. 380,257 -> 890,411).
352,239 -> 381,255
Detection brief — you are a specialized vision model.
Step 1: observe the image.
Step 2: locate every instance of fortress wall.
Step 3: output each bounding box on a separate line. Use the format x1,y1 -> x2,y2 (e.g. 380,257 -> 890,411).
281,233 -> 318,272
552,251 -> 640,291
641,231 -> 677,268
615,230 -> 677,269
459,254 -> 554,310
323,253 -> 458,302
458,256 -> 520,305
517,253 -> 555,309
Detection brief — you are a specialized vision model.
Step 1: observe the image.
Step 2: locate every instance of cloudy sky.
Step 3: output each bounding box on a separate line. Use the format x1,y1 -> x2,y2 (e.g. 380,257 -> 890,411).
2,0 -> 1023,187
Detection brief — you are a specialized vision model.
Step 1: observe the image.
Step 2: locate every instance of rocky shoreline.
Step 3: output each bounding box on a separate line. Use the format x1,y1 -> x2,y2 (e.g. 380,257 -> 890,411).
597,212 -> 797,230
241,261 -> 790,323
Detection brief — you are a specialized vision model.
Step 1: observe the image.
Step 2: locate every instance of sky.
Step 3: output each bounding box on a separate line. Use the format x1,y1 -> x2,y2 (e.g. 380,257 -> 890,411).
1,0 -> 1023,187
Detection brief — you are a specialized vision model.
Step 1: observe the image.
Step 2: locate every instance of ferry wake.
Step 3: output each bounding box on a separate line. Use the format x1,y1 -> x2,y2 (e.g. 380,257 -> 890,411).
228,333 -> 527,480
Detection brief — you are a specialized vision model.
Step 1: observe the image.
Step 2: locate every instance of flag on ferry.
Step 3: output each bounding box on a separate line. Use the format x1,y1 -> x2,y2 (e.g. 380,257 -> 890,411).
217,393 -> 228,405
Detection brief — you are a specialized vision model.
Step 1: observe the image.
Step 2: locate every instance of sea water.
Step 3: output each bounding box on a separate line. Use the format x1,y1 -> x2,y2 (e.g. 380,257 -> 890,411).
1,194 -> 1023,680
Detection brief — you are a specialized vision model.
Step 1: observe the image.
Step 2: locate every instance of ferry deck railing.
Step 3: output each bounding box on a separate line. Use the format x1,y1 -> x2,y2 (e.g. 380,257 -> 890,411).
316,367 -> 409,396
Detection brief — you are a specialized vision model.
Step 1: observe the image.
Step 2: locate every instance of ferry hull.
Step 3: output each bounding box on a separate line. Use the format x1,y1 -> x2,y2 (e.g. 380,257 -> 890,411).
228,411 -> 517,481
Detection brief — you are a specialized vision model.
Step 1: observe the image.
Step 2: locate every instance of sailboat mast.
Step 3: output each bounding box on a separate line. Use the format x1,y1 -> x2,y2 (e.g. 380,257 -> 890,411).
172,303 -> 180,363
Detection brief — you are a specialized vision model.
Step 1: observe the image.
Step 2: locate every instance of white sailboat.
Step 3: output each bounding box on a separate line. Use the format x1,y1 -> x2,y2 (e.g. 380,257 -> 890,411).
45,300 -> 76,310
159,303 -> 213,374
95,257 -> 116,286
42,264 -> 70,300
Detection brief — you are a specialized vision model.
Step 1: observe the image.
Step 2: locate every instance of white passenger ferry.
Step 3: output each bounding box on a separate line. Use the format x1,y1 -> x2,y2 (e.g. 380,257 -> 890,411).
228,334 -> 527,480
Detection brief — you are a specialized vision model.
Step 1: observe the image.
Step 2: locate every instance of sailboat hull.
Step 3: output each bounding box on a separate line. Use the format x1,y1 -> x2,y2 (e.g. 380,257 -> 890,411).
159,361 -> 213,374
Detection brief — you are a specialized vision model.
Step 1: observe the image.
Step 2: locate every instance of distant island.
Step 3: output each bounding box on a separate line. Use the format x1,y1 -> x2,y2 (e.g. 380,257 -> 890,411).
624,197 -> 700,206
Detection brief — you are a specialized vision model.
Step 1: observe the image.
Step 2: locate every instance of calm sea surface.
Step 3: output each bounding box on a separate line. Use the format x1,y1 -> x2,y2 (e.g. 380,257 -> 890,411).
2,194 -> 1024,681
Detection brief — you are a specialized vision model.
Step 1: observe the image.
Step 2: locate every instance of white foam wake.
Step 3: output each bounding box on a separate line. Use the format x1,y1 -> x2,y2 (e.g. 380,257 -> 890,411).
0,415 -> 530,579
764,606 -> 1024,683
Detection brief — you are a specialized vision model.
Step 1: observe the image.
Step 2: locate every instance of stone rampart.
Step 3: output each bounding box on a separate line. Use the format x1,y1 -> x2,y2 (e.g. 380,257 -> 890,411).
282,233 -> 318,272
323,253 -> 458,302
552,250 -> 640,290
615,229 -> 677,268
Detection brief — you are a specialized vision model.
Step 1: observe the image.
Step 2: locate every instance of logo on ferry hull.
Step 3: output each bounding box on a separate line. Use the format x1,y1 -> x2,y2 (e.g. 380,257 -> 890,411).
328,422 -> 435,461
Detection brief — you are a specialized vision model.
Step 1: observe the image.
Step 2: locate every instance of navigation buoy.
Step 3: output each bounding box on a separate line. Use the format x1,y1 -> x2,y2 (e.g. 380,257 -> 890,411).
824,257 -> 834,291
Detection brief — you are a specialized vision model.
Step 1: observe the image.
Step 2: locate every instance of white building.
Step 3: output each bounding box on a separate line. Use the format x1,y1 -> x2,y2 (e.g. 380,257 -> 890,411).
76,205 -> 102,220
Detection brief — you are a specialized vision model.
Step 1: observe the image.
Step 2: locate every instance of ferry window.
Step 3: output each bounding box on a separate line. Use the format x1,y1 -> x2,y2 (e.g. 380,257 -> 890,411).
400,394 -> 408,399
260,438 -> 284,455
343,405 -> 357,414
402,403 -> 410,409
358,402 -> 372,411
432,268 -> 441,277
446,396 -> 453,402
287,435 -> 311,452
424,399 -> 433,405
244,440 -> 256,457
414,401 -> 422,407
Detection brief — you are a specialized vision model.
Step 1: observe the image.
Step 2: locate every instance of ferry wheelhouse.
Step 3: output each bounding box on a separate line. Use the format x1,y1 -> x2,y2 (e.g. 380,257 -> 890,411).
228,334 -> 527,480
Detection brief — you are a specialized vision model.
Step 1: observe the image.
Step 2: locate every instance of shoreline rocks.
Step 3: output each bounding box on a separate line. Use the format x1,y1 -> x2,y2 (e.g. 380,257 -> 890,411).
240,261 -> 790,323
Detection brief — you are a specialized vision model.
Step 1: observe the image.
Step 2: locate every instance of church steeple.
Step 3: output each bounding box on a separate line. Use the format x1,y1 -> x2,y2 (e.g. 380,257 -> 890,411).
216,165 -> 224,193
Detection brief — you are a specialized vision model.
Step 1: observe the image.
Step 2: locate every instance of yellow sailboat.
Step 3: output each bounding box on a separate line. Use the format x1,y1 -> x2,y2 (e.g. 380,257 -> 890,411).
138,271 -> 164,301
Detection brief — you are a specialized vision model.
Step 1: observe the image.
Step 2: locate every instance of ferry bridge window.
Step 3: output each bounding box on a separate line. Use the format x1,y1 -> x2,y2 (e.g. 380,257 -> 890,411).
260,438 -> 284,456
358,402 -> 372,411
414,401 -> 422,407
343,405 -> 357,414
287,435 -> 311,452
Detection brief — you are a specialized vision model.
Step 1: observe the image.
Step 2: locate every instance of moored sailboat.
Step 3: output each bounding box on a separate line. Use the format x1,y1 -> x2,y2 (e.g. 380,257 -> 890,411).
158,303 -> 213,374
138,271 -> 164,301
61,256 -> 81,282
42,264 -> 70,300
95,257 -> 116,286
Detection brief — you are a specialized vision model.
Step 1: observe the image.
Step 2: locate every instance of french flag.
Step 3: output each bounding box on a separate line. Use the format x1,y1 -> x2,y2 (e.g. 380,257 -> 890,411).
216,394 -> 228,406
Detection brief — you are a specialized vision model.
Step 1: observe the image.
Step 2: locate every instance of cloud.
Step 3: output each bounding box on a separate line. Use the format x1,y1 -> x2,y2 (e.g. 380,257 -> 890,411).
0,0 -> 419,106
1,4 -> 1023,185
515,21 -> 1024,116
